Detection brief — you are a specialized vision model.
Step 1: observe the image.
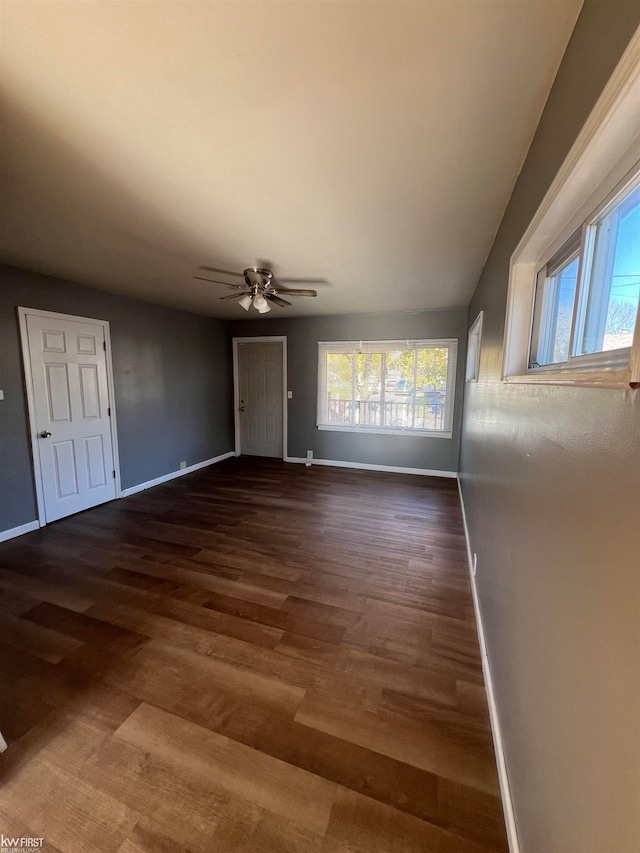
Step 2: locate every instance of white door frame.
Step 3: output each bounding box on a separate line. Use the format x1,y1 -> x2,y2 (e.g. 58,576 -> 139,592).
17,306 -> 123,527
232,336 -> 288,459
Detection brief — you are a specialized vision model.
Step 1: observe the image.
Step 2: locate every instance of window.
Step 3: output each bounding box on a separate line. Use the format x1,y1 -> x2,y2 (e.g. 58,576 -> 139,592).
317,339 -> 458,438
528,171 -> 639,374
503,40 -> 640,389
466,312 -> 483,381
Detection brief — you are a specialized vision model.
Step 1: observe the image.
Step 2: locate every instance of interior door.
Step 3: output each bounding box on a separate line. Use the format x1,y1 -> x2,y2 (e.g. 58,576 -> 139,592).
25,312 -> 117,523
238,341 -> 284,458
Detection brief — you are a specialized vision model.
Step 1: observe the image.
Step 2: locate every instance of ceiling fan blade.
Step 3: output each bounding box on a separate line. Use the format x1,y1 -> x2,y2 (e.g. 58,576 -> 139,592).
219,293 -> 246,301
271,288 -> 317,297
200,266 -> 244,277
265,293 -> 292,308
194,276 -> 245,289
276,277 -> 326,284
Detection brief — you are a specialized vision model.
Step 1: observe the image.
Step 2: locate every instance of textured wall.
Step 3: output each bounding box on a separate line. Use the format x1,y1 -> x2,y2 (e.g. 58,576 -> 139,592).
0,264 -> 234,531
459,2 -> 640,851
231,308 -> 467,473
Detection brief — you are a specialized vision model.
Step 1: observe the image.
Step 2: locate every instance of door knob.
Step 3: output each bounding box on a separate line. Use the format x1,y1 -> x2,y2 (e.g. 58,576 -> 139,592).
39,430 -> 52,438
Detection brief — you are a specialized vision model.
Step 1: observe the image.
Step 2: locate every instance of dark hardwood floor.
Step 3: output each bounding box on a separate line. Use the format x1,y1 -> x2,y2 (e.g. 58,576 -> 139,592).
0,457 -> 507,852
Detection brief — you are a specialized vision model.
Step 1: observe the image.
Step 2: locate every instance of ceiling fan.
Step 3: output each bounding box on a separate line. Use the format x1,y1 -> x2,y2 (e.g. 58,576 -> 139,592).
195,266 -> 321,313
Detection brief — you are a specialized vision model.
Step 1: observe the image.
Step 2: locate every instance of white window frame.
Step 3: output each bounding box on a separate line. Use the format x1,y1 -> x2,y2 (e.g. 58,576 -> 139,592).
466,312 -> 484,382
503,27 -> 640,389
317,339 -> 458,439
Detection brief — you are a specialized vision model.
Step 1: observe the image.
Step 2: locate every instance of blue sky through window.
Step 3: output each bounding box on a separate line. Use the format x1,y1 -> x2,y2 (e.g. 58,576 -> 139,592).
610,194 -> 640,303
604,186 -> 640,346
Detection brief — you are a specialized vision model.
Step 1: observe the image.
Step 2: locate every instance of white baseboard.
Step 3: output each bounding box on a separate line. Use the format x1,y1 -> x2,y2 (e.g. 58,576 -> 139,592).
285,456 -> 457,478
0,519 -> 40,544
457,476 -> 520,853
120,451 -> 235,497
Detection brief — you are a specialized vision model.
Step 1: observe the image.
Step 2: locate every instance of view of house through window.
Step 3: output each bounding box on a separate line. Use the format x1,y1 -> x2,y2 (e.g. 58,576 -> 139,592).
317,340 -> 458,436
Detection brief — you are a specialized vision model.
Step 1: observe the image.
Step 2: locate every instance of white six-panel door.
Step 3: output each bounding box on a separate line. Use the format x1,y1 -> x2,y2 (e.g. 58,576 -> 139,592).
238,341 -> 284,458
24,312 -> 117,522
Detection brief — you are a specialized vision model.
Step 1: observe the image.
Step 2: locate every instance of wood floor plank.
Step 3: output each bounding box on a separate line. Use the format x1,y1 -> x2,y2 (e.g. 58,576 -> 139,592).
0,684 -> 55,742
80,736 -> 227,851
201,589 -> 348,645
106,638 -> 307,715
0,809 -> 64,853
0,567 -> 93,612
295,691 -> 499,796
0,756 -> 137,853
110,556 -> 290,607
23,601 -> 148,655
0,589 -> 40,617
210,799 -> 355,853
114,702 -> 338,836
0,613 -> 83,663
86,600 -> 321,692
117,821 -> 218,853
326,787 -> 494,853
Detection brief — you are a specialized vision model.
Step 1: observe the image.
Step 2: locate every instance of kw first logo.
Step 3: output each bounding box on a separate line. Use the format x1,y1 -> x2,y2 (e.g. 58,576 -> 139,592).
0,836 -> 45,851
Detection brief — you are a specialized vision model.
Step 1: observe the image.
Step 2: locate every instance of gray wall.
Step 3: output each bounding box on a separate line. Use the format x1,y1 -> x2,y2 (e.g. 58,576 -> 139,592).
459,3 -> 640,852
0,264 -> 234,532
231,308 -> 467,473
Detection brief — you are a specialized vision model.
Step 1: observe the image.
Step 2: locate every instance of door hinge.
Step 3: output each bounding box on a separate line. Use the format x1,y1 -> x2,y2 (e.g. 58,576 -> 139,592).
108,407 -> 111,416
103,340 -> 107,351
112,470 -> 116,478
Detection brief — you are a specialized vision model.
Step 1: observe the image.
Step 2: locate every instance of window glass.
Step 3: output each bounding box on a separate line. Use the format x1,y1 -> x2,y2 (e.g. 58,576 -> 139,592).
384,349 -> 415,428
355,352 -> 383,427
416,346 -> 449,430
326,352 -> 355,424
579,182 -> 640,355
531,254 -> 579,366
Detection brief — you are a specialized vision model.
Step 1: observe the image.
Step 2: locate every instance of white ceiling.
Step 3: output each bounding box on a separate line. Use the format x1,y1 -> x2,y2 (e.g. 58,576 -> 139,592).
0,1 -> 583,319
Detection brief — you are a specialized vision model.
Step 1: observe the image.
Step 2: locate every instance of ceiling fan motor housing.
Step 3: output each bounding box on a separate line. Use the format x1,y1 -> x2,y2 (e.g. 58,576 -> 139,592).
244,268 -> 274,290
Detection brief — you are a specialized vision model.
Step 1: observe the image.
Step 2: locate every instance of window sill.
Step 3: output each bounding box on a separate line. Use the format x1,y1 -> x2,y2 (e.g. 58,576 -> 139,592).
317,425 -> 452,439
504,367 -> 634,389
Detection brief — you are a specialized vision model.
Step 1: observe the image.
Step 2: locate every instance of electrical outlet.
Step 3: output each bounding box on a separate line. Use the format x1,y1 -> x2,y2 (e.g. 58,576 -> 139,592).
287,390 -> 293,399
180,461 -> 187,470
306,451 -> 313,459
0,390 -> 4,401
472,553 -> 478,577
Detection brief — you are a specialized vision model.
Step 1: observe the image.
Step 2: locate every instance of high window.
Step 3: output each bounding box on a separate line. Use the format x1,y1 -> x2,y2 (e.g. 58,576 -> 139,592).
317,339 -> 458,438
529,171 -> 640,374
502,33 -> 640,390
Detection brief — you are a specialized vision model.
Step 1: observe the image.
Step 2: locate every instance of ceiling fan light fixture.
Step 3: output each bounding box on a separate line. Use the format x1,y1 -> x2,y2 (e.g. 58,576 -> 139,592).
253,294 -> 271,313
238,293 -> 252,311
